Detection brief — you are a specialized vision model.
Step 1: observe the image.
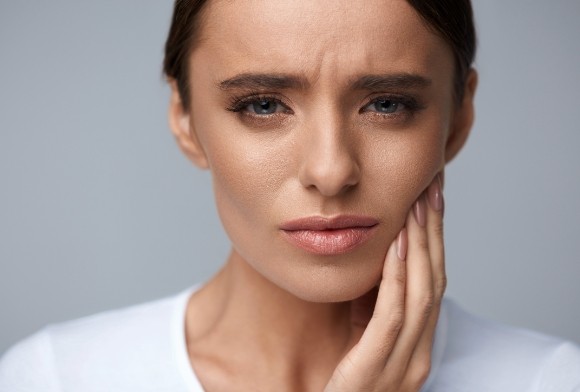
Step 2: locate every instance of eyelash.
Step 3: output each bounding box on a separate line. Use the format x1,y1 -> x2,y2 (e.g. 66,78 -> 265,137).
226,94 -> 292,115
226,94 -> 424,118
361,95 -> 424,115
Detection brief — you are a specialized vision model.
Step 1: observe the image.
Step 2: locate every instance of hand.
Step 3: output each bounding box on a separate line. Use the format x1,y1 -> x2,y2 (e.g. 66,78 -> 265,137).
325,175 -> 446,392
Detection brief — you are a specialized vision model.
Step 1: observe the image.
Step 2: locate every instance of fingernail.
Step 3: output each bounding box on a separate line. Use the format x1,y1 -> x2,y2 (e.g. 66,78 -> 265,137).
397,228 -> 407,261
427,175 -> 443,212
413,196 -> 426,227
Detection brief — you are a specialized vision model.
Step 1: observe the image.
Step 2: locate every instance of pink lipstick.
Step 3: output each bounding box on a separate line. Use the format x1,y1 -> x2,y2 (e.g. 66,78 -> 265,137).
280,215 -> 378,255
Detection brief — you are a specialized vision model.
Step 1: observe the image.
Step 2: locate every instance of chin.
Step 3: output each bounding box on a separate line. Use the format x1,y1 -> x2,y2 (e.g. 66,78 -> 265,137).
273,260 -> 384,303
233,234 -> 390,303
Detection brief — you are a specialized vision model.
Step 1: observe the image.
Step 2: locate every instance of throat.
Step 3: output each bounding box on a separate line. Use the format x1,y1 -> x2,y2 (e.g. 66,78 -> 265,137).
184,250 -> 354,390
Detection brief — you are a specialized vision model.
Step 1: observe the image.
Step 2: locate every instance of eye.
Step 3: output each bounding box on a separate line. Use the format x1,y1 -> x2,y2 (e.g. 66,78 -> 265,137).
226,94 -> 294,128
248,99 -> 282,114
227,95 -> 292,117
364,98 -> 405,114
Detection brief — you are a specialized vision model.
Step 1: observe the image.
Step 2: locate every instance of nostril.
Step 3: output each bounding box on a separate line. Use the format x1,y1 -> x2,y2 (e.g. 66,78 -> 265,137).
297,119 -> 361,196
298,155 -> 361,197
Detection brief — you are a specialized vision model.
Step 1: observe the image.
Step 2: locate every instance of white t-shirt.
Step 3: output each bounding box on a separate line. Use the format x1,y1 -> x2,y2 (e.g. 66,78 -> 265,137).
1,285 -> 579,392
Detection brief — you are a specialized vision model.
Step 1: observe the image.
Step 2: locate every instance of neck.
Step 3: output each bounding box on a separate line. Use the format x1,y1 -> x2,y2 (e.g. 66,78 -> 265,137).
185,250 -> 354,391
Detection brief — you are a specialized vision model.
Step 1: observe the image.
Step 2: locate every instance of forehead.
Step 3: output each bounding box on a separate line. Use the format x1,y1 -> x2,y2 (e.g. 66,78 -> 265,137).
195,0 -> 453,88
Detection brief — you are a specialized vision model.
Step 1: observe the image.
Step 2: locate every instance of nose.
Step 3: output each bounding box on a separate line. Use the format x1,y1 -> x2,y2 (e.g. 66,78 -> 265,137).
298,117 -> 361,197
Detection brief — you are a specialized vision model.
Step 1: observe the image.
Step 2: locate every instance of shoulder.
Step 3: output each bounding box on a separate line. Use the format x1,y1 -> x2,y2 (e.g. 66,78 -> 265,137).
0,288 -> 194,392
0,329 -> 60,392
427,298 -> 580,392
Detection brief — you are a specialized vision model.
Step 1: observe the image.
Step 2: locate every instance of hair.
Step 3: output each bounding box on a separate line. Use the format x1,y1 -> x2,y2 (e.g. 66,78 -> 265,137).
163,0 -> 476,109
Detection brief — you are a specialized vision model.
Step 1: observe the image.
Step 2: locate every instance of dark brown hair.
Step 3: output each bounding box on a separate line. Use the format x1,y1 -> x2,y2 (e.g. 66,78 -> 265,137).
163,0 -> 476,108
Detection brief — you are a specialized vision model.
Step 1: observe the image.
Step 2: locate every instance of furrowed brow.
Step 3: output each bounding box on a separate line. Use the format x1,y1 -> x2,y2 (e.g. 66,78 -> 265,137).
218,73 -> 309,91
351,74 -> 432,91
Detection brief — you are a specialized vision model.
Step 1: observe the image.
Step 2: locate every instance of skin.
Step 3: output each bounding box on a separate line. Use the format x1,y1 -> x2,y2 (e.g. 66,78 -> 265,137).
168,0 -> 477,391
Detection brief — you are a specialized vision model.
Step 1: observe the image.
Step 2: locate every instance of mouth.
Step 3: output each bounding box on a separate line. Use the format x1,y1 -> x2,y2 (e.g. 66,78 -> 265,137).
279,215 -> 379,255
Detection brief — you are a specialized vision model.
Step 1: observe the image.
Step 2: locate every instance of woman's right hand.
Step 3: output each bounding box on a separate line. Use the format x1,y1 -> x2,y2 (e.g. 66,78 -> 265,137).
324,175 -> 446,392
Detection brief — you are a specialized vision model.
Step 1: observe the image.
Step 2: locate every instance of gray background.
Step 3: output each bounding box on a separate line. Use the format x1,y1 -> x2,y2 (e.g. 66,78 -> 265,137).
1,1 -> 579,354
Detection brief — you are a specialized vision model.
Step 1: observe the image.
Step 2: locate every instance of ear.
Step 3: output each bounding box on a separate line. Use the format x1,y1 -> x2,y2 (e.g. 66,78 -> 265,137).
444,69 -> 478,163
168,80 -> 209,169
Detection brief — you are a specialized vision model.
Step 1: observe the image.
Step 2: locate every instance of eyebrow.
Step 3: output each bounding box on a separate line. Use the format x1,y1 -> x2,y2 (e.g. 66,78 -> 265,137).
218,73 -> 309,91
217,72 -> 431,91
350,73 -> 432,91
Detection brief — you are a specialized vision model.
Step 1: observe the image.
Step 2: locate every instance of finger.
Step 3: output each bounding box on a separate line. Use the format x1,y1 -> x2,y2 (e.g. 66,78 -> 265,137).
351,229 -> 407,374
383,194 -> 434,379
405,175 -> 446,387
426,174 -> 446,300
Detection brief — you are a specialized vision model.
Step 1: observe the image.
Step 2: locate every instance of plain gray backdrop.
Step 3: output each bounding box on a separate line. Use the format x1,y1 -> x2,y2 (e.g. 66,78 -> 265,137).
1,1 -> 579,354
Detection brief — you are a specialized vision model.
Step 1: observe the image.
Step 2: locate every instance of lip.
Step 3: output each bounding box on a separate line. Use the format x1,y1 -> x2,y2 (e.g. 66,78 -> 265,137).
280,215 -> 379,255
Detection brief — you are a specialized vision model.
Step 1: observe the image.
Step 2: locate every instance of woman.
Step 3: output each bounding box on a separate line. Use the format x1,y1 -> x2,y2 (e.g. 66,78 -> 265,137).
1,0 -> 579,391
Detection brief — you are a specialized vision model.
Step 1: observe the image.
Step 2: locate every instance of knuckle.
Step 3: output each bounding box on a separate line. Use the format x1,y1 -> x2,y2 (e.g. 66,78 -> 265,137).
394,268 -> 406,285
432,219 -> 444,238
435,274 -> 448,298
416,234 -> 429,250
405,356 -> 432,390
387,309 -> 405,331
368,311 -> 404,356
419,292 -> 435,316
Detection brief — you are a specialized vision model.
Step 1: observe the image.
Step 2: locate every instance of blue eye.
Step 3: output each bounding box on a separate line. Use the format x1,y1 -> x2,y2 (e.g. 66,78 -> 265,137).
367,98 -> 403,114
248,99 -> 280,114
227,95 -> 293,119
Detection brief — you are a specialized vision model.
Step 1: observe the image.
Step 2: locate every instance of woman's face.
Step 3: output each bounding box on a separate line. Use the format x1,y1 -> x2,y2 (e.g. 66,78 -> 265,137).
172,0 -> 471,302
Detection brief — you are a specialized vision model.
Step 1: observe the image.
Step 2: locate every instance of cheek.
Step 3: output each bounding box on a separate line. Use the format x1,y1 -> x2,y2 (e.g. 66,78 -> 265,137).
209,140 -> 274,206
365,116 -> 447,221
200,128 -> 291,255
191,97 -> 284,223
207,139 -> 276,223
397,127 -> 444,193
190,90 -> 297,277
